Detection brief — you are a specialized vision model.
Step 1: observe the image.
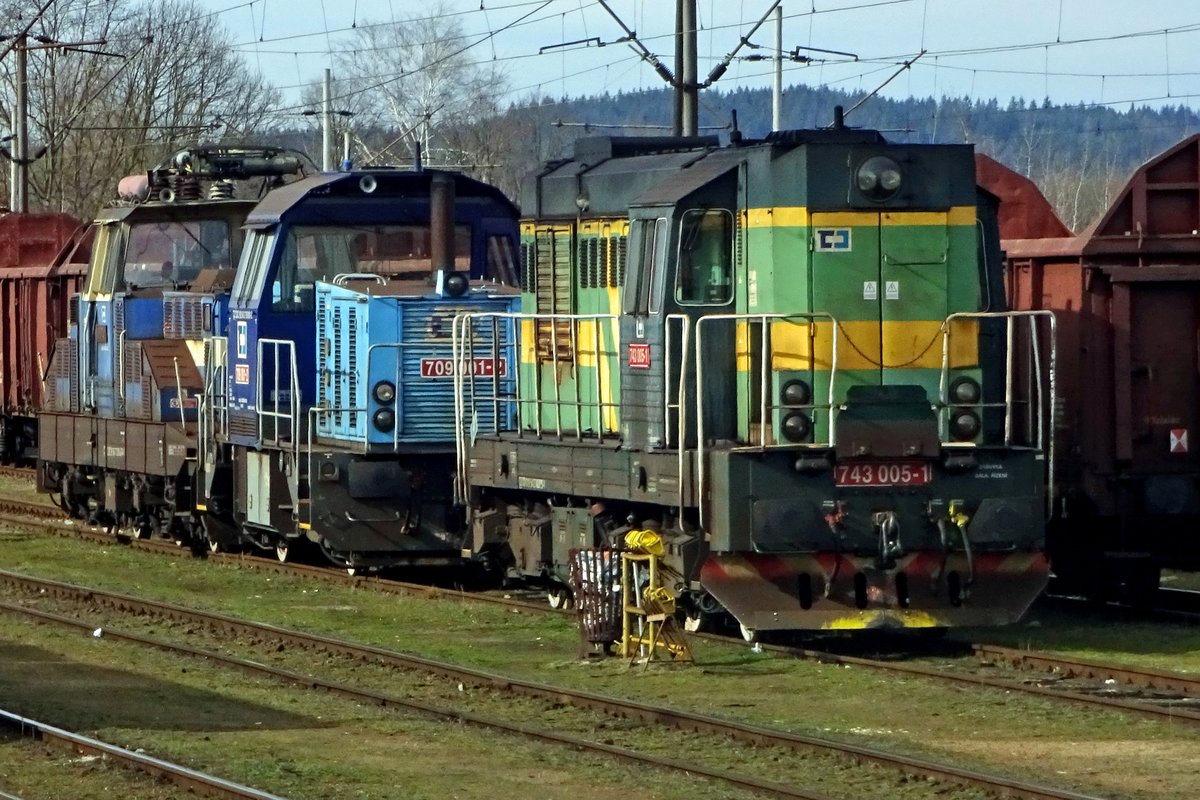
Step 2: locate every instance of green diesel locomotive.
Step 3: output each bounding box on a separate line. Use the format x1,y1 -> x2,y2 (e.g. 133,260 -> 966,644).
455,120 -> 1055,635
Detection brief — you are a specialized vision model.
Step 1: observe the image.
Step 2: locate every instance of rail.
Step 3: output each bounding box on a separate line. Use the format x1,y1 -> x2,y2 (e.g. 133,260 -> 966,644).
693,312 -> 841,530
938,310 -> 1056,517
0,709 -> 286,800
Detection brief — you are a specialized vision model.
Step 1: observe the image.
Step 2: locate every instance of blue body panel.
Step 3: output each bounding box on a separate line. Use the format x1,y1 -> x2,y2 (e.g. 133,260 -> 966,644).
314,283 -> 519,445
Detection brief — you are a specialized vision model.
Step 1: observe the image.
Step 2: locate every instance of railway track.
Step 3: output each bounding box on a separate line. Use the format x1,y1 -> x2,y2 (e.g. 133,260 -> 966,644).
0,569 -> 1105,800
3,498 -> 1198,727
0,708 -> 284,800
0,466 -> 35,481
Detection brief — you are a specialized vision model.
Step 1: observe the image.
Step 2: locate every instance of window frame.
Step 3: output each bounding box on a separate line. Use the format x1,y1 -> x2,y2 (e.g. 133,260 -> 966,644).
673,207 -> 735,308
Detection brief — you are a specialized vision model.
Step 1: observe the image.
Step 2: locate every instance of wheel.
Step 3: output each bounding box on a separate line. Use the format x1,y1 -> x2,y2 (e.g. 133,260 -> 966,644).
547,586 -> 574,610
739,623 -> 757,643
276,542 -> 291,563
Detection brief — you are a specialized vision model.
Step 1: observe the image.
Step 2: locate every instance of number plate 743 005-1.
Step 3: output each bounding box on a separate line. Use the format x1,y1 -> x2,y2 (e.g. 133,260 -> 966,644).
834,462 -> 932,487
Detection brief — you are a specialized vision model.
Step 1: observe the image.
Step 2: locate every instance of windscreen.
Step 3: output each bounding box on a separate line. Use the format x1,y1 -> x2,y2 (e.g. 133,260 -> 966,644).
123,219 -> 232,289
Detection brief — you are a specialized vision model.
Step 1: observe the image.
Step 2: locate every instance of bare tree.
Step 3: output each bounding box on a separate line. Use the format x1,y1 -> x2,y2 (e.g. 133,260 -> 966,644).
0,0 -> 279,217
330,4 -> 509,173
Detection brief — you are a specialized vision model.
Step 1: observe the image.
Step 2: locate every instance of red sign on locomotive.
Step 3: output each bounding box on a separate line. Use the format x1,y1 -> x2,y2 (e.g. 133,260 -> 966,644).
628,342 -> 651,369
419,357 -> 507,379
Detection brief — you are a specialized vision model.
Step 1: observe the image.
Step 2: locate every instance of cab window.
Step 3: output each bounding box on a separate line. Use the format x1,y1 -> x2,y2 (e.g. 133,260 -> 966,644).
122,219 -> 231,290
271,224 -> 472,312
624,217 -> 669,314
83,223 -> 122,295
675,209 -> 733,305
231,230 -> 274,307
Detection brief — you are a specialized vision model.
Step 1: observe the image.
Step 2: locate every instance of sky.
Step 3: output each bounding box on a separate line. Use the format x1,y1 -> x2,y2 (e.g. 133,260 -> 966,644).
202,0 -> 1200,115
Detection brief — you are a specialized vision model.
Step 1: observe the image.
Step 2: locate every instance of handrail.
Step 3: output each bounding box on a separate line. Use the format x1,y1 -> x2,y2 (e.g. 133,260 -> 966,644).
333,273 -> 386,286
451,311 -> 615,502
255,338 -> 301,459
939,310 -> 1057,520
664,313 -> 690,520
693,312 -> 840,531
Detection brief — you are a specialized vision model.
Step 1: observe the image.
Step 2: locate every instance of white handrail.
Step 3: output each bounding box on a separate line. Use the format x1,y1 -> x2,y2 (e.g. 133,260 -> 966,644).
939,310 -> 1057,520
693,312 -> 840,530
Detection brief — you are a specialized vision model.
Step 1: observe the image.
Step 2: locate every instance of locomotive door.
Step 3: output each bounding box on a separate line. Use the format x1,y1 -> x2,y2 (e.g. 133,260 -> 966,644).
810,211 -> 950,392
619,213 -> 670,448
809,212 -> 884,390
878,211 -> 950,388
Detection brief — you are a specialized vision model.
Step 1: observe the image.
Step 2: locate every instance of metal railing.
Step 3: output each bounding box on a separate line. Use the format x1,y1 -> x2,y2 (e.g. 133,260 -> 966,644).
256,338 -> 301,452
938,310 -> 1057,517
693,312 -> 841,530
451,311 -> 618,501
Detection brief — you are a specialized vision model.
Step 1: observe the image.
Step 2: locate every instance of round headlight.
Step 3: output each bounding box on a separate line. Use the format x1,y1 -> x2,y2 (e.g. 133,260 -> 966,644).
781,379 -> 812,407
856,155 -> 903,201
949,376 -> 981,405
856,168 -> 878,192
374,381 -> 396,404
373,408 -> 396,432
781,412 -> 812,443
949,409 -> 981,441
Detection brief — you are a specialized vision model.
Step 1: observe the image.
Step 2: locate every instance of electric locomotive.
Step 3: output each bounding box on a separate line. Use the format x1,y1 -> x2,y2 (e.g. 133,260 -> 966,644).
456,120 -> 1057,634
38,146 -> 310,539
200,169 -> 520,570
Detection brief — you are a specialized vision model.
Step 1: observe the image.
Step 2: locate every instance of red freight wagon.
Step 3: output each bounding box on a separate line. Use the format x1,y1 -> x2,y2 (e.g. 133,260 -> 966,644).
0,213 -> 92,461
977,138 -> 1200,599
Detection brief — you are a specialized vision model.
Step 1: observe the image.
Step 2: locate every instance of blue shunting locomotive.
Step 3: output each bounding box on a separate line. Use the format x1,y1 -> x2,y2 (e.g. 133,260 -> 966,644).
39,146 -> 309,539
201,170 -> 521,570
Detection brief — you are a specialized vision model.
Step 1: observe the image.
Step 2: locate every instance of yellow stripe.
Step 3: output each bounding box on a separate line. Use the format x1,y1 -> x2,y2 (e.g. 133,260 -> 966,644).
743,206 -> 976,229
884,208 -> 975,226
520,318 -> 537,365
742,319 -> 979,372
746,207 -> 808,228
299,522 -> 312,531
195,503 -> 207,512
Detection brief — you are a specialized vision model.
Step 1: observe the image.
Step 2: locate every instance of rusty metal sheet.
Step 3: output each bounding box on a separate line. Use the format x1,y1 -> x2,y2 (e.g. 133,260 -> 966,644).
974,153 -> 1073,239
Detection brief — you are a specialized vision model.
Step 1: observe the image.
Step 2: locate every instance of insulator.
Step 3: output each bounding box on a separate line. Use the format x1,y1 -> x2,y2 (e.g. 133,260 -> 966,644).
172,174 -> 201,201
208,180 -> 234,200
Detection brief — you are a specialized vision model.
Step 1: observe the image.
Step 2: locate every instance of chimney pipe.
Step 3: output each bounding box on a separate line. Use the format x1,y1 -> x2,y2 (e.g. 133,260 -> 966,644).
430,172 -> 455,284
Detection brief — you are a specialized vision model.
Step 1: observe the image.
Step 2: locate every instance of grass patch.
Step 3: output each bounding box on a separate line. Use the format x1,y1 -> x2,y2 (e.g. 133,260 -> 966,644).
2,533 -> 1199,799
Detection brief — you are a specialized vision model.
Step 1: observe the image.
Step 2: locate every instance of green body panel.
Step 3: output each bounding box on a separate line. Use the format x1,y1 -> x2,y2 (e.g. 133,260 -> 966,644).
519,227 -> 623,436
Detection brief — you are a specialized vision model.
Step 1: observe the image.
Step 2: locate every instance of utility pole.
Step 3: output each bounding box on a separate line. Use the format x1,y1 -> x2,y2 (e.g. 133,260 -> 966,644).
673,3 -> 683,136
599,0 -> 780,138
322,68 -> 332,171
772,6 -> 783,131
13,35 -> 27,212
2,31 -> 110,213
679,0 -> 698,136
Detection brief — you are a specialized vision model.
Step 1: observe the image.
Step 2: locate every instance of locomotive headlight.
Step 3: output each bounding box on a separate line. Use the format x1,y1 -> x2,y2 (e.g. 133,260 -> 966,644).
949,409 -> 981,441
856,155 -> 903,201
781,379 -> 812,407
781,412 -> 812,442
949,376 -> 981,405
373,380 -> 396,404
373,408 -> 396,432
